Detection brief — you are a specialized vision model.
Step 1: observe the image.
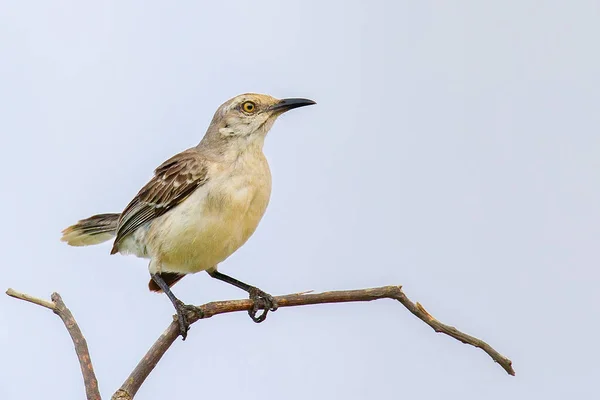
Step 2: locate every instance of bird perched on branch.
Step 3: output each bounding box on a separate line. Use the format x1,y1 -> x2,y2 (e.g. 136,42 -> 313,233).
61,93 -> 316,338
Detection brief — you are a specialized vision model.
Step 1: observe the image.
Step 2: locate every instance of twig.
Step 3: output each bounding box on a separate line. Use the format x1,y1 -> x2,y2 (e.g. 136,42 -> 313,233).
112,285 -> 514,400
6,289 -> 102,400
6,288 -> 56,310
111,321 -> 180,400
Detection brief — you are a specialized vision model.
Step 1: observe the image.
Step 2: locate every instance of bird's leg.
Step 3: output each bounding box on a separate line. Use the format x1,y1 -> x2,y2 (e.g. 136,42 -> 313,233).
150,273 -> 201,340
207,270 -> 278,323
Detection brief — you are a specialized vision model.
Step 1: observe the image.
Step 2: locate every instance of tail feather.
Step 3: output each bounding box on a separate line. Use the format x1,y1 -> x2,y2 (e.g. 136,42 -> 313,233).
61,213 -> 120,246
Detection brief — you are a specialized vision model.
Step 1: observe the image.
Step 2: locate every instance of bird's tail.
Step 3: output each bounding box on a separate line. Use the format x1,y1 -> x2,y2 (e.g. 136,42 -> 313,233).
61,213 -> 120,246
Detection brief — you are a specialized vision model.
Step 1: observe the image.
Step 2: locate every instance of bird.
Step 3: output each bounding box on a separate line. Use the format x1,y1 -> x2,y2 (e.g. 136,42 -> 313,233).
61,93 -> 316,339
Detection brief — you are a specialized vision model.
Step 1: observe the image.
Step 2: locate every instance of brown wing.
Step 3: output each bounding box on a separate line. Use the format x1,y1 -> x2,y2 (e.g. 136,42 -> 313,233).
110,149 -> 209,254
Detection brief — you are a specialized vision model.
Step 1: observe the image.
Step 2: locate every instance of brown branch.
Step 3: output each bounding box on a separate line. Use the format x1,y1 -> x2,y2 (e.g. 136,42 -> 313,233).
7,285 -> 514,400
6,289 -> 102,400
112,285 -> 514,400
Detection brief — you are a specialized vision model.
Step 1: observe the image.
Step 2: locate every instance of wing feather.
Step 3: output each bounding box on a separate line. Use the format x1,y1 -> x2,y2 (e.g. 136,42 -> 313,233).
110,149 -> 209,254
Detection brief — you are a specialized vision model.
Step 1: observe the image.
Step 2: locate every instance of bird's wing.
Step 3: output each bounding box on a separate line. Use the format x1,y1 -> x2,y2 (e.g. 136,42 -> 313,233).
111,148 -> 209,254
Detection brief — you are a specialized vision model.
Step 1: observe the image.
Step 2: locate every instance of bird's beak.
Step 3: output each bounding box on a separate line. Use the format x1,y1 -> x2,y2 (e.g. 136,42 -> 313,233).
270,98 -> 316,113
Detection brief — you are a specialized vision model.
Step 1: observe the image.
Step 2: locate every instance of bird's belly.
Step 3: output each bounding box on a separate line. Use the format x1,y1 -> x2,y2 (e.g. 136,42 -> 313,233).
148,179 -> 270,274
159,213 -> 260,273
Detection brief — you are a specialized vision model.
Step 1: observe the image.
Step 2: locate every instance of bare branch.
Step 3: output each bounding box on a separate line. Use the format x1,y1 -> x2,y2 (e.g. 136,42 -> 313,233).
112,285 -> 514,400
6,289 -> 101,400
112,321 -> 180,400
6,288 -> 56,310
51,293 -> 102,400
8,285 -> 514,400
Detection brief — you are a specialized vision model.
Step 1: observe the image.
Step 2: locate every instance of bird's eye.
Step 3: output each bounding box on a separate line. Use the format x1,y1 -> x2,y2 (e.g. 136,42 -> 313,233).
241,101 -> 256,113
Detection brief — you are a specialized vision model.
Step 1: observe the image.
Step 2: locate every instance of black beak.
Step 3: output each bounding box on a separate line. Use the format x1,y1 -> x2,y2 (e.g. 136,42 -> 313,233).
271,98 -> 316,112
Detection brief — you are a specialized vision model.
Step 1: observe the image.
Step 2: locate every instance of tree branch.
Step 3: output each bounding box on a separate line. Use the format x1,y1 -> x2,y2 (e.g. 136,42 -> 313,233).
6,289 -> 102,400
112,285 -> 514,400
7,285 -> 515,400
6,288 -> 56,310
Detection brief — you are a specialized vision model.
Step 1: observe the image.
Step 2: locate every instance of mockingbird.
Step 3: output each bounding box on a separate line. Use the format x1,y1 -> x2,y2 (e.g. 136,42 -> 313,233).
61,93 -> 315,338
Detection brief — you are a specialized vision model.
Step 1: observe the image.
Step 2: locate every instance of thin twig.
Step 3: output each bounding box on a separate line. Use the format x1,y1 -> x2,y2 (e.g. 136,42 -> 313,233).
6,288 -> 56,310
112,285 -> 514,400
111,321 -> 180,400
6,289 -> 101,400
52,293 -> 101,400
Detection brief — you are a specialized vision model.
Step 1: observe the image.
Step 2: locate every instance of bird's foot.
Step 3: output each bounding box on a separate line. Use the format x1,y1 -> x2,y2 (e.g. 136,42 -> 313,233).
174,300 -> 203,340
247,287 -> 278,323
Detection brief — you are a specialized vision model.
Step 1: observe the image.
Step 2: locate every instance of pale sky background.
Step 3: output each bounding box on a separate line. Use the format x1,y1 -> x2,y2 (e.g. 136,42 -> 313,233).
1,1 -> 599,399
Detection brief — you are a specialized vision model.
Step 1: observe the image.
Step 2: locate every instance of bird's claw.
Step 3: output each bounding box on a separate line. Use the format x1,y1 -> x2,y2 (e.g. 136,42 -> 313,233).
174,300 -> 203,340
248,287 -> 278,323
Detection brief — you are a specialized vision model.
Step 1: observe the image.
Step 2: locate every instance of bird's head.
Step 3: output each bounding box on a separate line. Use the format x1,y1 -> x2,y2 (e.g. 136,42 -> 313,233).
200,93 -> 315,154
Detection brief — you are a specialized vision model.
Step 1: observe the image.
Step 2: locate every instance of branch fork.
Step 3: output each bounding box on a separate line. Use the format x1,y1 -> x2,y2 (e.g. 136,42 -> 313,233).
6,284 -> 515,400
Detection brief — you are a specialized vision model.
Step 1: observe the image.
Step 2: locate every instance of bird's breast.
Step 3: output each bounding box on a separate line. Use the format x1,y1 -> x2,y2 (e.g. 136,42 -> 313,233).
149,154 -> 272,273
